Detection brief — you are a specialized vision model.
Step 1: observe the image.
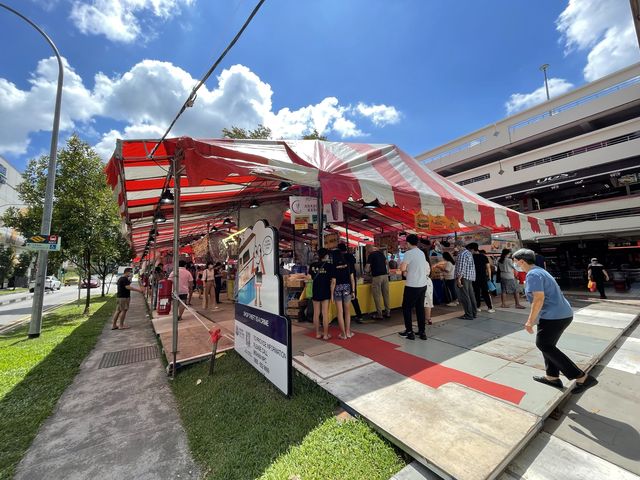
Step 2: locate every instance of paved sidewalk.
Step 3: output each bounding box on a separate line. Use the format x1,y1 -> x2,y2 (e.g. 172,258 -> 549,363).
15,293 -> 200,480
292,300 -> 639,480
0,290 -> 32,306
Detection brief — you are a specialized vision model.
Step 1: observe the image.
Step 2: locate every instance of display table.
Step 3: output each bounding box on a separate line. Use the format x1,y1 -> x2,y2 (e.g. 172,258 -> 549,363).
328,279 -> 405,319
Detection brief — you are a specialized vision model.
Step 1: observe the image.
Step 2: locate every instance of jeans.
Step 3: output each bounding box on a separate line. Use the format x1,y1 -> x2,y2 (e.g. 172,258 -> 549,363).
371,275 -> 390,315
444,279 -> 457,303
402,285 -> 427,334
455,278 -> 477,318
473,279 -> 493,309
215,277 -> 222,303
536,317 -> 584,379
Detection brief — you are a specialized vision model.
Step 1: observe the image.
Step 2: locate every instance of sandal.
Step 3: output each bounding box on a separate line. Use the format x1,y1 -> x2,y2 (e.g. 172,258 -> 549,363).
338,333 -> 348,340
119,325 -> 131,330
515,305 -> 526,309
347,332 -> 355,338
111,326 -> 119,330
315,333 -> 323,339
323,334 -> 332,341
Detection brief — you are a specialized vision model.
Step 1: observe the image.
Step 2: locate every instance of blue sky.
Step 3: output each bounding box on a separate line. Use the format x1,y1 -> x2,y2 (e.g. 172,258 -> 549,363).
0,0 -> 638,171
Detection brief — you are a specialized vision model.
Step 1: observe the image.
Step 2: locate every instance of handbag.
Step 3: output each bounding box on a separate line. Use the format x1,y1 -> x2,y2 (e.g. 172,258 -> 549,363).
487,279 -> 497,292
588,280 -> 597,292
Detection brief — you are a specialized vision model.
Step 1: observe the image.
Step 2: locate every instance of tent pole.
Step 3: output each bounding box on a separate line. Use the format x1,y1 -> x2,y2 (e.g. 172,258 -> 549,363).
171,156 -> 181,379
317,189 -> 323,249
345,212 -> 349,247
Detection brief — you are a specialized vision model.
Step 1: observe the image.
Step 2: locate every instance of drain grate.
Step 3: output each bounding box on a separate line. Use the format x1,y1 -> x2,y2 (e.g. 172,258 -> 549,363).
98,345 -> 160,369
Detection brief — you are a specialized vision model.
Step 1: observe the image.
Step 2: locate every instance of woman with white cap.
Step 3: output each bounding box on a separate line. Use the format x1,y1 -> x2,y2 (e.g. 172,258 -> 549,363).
588,258 -> 609,299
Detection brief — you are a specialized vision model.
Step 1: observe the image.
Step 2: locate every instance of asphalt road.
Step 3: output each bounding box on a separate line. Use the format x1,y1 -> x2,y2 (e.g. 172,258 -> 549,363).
0,283 -> 115,332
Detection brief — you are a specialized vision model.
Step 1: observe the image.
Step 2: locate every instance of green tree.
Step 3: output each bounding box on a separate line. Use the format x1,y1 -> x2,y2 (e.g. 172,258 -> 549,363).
302,128 -> 328,140
222,124 -> 272,139
14,251 -> 33,278
94,230 -> 134,297
3,135 -> 129,313
0,245 -> 16,288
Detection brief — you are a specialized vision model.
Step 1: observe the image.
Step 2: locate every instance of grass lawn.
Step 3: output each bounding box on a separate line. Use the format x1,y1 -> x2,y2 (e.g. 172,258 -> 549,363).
0,296 -> 115,480
172,351 -> 406,480
0,288 -> 28,296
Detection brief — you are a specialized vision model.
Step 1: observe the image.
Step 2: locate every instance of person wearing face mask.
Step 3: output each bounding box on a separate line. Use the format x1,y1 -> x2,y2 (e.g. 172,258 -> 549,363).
513,248 -> 598,394
202,262 -> 219,310
498,249 -> 525,309
112,268 -> 144,330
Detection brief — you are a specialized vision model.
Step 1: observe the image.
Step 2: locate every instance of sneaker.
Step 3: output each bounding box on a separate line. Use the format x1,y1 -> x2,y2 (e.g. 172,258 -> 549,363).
383,311 -> 391,318
488,309 -> 496,313
354,317 -> 363,324
418,333 -> 427,340
446,302 -> 458,307
458,315 -> 473,320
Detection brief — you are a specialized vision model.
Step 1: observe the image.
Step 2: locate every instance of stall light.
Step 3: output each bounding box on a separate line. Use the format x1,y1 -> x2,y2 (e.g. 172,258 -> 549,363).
362,199 -> 380,209
210,225 -> 218,232
278,181 -> 292,191
223,227 -> 248,243
249,199 -> 260,209
199,233 -> 206,239
160,189 -> 174,204
360,214 -> 369,222
399,231 -> 407,237
153,212 -> 167,224
223,217 -> 232,225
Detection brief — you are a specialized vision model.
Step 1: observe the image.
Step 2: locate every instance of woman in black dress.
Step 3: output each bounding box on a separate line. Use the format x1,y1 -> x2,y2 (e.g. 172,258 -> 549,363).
310,248 -> 335,340
588,258 -> 609,299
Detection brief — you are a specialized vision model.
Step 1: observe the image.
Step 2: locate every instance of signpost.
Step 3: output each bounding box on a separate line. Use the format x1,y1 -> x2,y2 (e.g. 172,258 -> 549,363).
25,234 -> 61,251
234,219 -> 292,396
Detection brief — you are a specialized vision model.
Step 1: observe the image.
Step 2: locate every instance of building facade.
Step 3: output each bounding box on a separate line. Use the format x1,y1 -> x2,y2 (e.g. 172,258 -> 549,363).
0,155 -> 25,249
417,63 -> 640,285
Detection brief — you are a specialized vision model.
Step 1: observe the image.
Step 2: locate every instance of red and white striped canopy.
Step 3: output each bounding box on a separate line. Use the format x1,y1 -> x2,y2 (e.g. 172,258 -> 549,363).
106,137 -> 559,255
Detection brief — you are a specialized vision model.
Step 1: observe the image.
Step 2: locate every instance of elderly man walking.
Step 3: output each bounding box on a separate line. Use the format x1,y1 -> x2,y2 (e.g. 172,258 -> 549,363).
455,242 -> 477,320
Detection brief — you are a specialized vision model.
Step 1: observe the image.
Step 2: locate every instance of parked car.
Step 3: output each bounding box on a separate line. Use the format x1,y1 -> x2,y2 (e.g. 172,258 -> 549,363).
29,275 -> 62,292
81,277 -> 101,288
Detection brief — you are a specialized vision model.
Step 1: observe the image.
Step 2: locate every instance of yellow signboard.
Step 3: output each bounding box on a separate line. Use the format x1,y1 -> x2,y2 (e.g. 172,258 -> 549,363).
414,213 -> 459,233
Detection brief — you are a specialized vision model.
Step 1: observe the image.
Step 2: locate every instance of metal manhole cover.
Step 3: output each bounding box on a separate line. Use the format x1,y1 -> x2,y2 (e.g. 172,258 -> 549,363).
98,345 -> 160,369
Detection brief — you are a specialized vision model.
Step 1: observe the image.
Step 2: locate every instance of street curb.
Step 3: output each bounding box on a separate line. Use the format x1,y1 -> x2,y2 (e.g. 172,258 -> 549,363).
0,294 -> 33,306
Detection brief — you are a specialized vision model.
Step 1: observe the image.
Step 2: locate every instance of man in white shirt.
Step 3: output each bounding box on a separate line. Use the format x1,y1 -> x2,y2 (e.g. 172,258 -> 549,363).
399,234 -> 428,340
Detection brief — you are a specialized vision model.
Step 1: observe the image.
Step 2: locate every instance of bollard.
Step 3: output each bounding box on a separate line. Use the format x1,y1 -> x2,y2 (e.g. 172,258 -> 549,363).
208,328 -> 222,376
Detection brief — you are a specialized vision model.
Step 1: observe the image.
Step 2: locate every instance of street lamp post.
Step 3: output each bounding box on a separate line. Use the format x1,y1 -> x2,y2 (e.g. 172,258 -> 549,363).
1,3 -> 64,338
539,63 -> 551,101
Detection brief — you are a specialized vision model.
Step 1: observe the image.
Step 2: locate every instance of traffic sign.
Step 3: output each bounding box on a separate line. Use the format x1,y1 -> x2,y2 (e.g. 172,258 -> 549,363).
26,234 -> 62,251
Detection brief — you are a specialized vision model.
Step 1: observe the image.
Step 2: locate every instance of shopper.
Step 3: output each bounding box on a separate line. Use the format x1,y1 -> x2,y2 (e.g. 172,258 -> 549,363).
472,246 -> 495,312
112,267 -> 144,330
441,252 -> 458,306
177,260 -> 194,321
310,248 -> 335,340
214,262 -> 224,304
587,258 -> 609,299
331,248 -> 356,339
338,243 -> 364,323
454,241 -> 477,320
186,262 -> 197,305
398,234 -> 428,340
498,249 -> 525,309
366,245 -> 391,319
202,262 -> 217,309
388,254 -> 398,270
513,248 -> 598,394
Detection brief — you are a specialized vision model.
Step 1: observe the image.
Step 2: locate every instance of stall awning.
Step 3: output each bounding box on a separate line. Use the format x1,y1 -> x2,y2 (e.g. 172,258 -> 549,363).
106,138 -> 560,255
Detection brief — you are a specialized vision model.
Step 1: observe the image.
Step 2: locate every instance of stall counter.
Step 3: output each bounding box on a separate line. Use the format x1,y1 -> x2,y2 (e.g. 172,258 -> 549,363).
328,279 -> 405,319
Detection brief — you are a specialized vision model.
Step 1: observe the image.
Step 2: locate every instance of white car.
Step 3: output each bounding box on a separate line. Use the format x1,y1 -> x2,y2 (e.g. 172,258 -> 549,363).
29,275 -> 62,292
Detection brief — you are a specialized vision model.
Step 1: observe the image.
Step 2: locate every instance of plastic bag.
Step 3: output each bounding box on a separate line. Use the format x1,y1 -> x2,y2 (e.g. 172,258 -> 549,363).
587,280 -> 597,292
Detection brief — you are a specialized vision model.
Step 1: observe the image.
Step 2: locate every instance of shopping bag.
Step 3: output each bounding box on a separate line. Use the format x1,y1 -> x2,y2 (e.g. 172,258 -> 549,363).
588,280 -> 597,292
487,279 -> 497,293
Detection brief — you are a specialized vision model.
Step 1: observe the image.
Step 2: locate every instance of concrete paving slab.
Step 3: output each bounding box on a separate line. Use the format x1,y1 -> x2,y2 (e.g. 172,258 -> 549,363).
391,461 -> 441,480
513,346 -> 595,372
430,325 -> 500,349
501,432 -> 640,480
626,321 -> 640,339
484,363 -> 569,417
573,310 -> 637,329
544,365 -> 640,475
598,337 -> 640,374
293,348 -> 373,379
300,339 -> 343,357
465,318 -> 523,336
473,336 -> 536,362
320,364 -> 539,480
394,338 -> 468,364
564,321 -> 623,341
440,350 -> 511,379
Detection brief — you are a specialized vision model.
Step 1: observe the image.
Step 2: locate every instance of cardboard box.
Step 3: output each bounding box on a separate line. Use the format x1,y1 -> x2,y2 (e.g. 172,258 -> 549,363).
288,299 -> 307,308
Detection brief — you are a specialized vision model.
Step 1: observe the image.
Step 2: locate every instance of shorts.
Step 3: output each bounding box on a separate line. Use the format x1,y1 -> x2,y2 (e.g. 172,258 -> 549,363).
501,278 -> 517,294
117,297 -> 131,311
424,278 -> 434,308
178,294 -> 188,302
333,283 -> 352,301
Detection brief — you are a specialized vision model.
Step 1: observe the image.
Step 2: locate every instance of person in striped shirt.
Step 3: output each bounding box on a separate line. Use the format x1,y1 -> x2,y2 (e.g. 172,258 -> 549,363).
455,241 -> 477,320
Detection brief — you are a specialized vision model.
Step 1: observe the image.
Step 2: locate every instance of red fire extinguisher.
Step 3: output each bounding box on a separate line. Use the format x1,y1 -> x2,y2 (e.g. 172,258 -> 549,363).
157,279 -> 173,315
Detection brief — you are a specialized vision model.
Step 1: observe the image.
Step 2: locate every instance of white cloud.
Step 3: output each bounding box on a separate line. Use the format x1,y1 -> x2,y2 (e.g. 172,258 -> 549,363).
0,58 -> 400,159
355,103 -> 401,126
556,0 -> 640,81
70,0 -> 195,43
505,78 -> 575,115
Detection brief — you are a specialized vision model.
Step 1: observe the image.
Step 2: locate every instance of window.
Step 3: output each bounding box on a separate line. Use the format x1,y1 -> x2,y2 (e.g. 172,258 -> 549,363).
457,173 -> 490,186
0,165 -> 6,185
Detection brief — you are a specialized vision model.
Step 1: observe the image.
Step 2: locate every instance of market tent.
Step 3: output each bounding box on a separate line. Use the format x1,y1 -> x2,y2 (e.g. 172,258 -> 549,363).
106,137 -> 559,255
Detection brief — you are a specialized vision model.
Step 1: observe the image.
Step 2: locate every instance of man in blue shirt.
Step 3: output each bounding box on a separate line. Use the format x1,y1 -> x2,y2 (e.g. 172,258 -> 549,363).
513,248 -> 597,394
